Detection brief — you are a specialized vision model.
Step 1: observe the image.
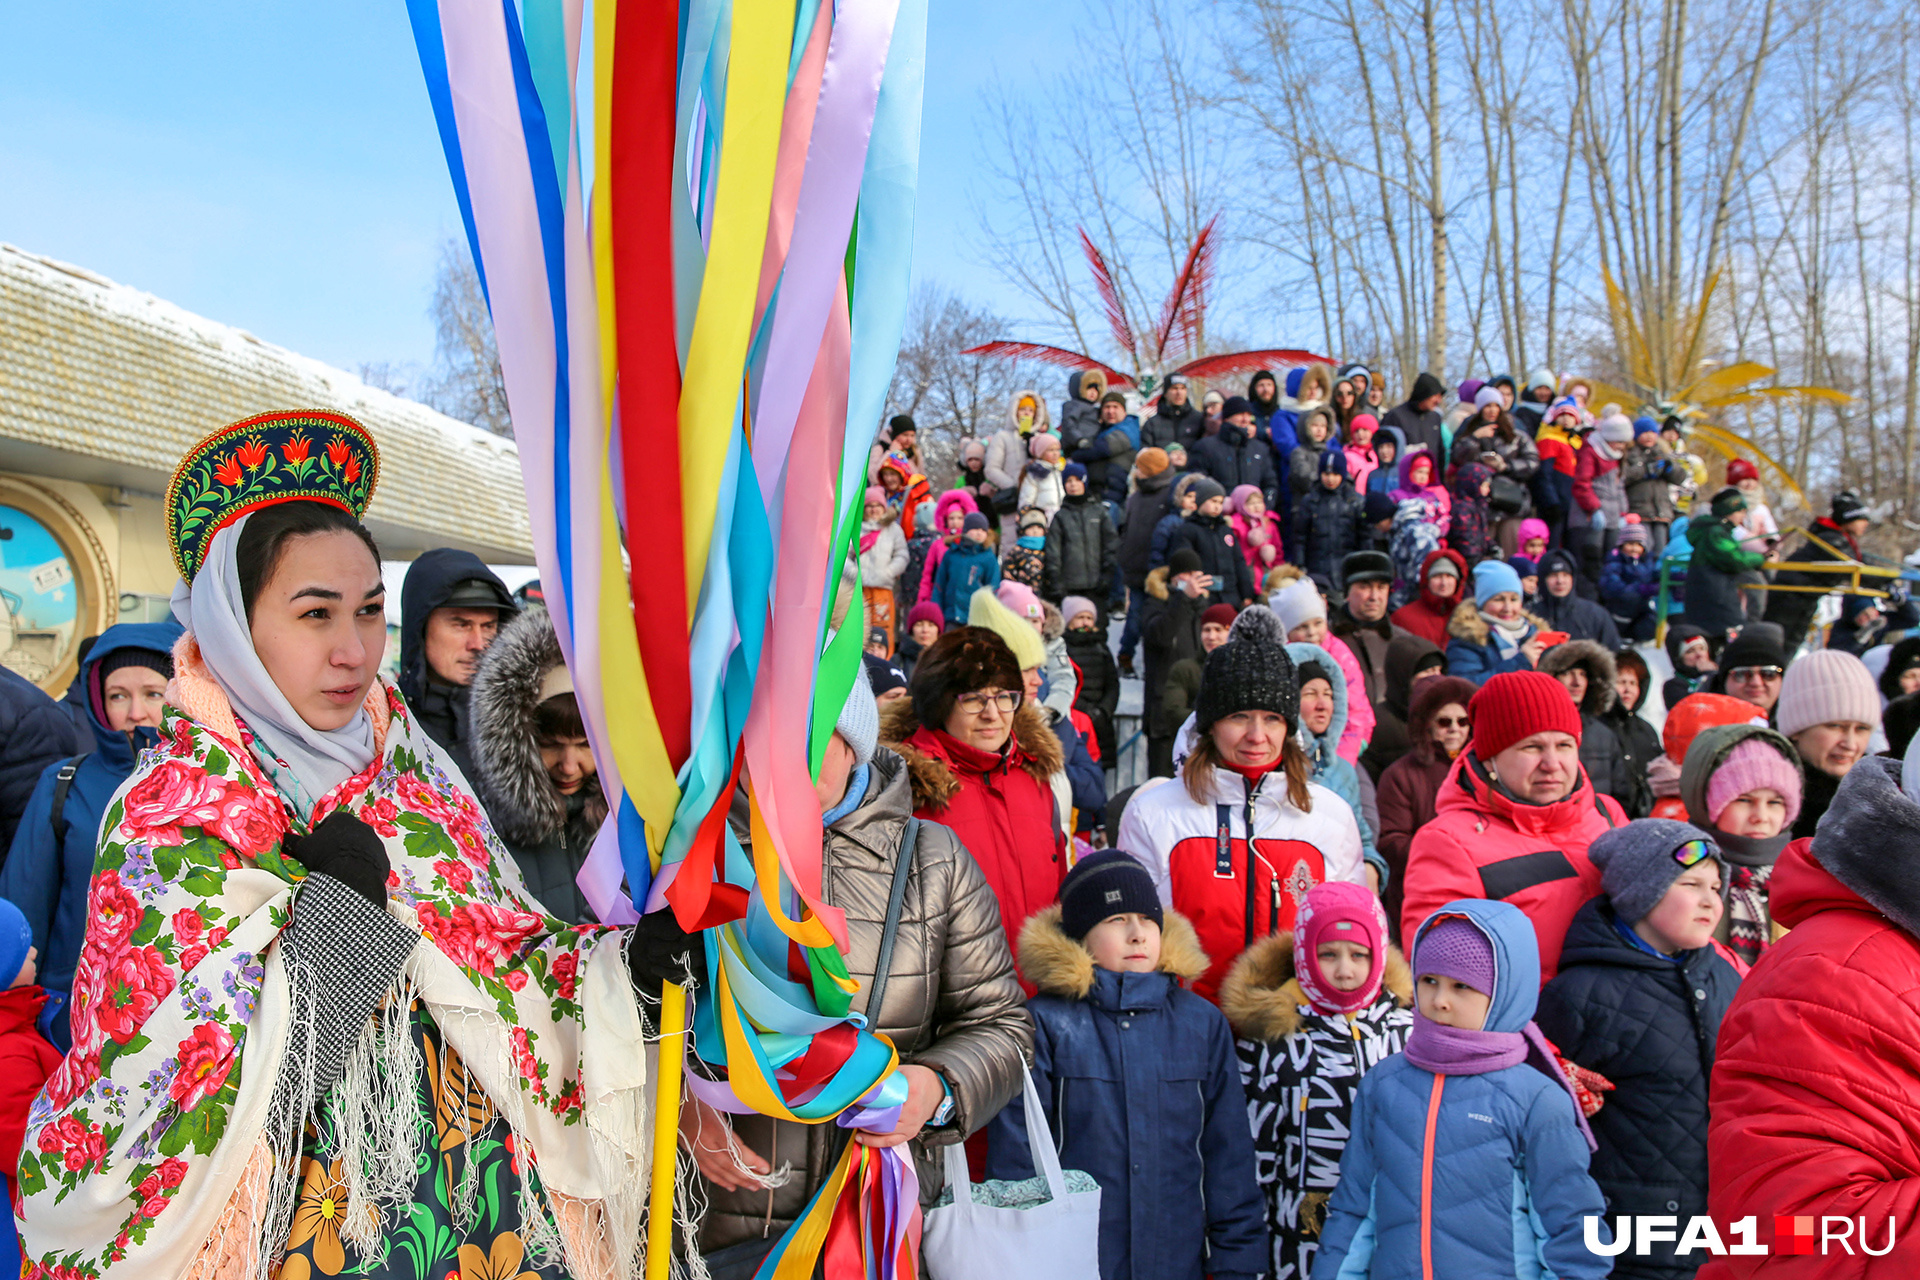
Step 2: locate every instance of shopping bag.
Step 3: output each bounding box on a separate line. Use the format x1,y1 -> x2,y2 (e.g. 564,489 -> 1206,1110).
921,1065 -> 1102,1279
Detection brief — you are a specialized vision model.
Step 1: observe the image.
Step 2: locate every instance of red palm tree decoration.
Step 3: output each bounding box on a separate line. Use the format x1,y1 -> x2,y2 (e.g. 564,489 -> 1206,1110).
964,216 -> 1331,397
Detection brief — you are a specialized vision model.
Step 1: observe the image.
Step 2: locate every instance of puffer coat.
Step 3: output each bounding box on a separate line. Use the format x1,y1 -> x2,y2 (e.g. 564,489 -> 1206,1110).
1220,933 -> 1412,1280
988,907 -> 1266,1280
1043,490 -> 1118,598
699,751 -> 1033,1253
1537,897 -> 1743,1280
1288,480 -> 1367,580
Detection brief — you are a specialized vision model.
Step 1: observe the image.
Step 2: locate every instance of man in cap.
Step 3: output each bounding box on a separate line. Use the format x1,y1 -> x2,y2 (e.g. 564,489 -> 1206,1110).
400,548 -> 520,779
1330,550 -> 1410,721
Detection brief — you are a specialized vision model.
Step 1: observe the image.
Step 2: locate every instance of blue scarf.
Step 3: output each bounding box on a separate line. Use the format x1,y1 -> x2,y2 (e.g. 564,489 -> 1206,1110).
821,763 -> 871,828
1016,535 -> 1045,550
1613,913 -> 1683,963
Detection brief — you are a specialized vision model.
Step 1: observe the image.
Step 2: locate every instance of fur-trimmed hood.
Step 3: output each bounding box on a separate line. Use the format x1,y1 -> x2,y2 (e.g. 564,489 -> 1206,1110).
1144,565 -> 1172,601
1038,598 -> 1067,642
469,606 -> 602,847
1536,639 -> 1618,715
879,696 -> 1064,811
1447,598 -> 1548,645
1218,932 -> 1413,1041
1017,903 -> 1209,999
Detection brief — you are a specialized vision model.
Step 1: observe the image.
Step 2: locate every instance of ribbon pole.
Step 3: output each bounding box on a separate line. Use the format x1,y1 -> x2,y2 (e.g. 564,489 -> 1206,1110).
648,980 -> 688,1279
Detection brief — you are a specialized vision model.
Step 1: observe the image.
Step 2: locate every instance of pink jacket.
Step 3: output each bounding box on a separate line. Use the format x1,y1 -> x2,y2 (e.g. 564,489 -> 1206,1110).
1229,510 -> 1285,573
1324,635 -> 1376,766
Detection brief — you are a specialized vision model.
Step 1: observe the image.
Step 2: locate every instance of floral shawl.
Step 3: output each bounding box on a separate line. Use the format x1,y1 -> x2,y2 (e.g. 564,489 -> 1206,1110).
16,662 -> 651,1280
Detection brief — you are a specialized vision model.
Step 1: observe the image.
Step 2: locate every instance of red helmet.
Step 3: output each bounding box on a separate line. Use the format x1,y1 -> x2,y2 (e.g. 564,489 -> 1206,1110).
1725,458 -> 1759,485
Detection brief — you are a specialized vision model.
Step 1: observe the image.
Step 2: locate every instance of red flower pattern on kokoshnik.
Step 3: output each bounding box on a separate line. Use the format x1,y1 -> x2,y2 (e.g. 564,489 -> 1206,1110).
232,438 -> 268,470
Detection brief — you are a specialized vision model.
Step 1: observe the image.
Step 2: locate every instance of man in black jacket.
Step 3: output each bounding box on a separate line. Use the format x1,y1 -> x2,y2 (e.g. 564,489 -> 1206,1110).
1142,548 -> 1209,776
1381,371 -> 1448,461
1142,375 -> 1201,449
0,664 -> 89,862
1330,550 -> 1409,725
1190,396 -> 1279,510
1170,477 -> 1256,606
1765,489 -> 1873,647
1043,465 -> 1118,623
399,548 -> 519,782
1535,548 -> 1623,648
1116,447 -> 1176,676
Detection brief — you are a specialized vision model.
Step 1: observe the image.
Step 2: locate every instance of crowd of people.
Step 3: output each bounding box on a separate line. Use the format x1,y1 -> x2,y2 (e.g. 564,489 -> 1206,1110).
2,384 -> 1919,1279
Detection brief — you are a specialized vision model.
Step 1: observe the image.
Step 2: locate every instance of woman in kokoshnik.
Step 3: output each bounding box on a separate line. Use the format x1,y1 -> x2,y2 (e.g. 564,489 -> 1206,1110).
16,412 -> 699,1280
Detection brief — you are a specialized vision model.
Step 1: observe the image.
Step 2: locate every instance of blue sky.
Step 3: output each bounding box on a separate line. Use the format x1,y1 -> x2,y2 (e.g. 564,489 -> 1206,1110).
0,1 -> 1076,375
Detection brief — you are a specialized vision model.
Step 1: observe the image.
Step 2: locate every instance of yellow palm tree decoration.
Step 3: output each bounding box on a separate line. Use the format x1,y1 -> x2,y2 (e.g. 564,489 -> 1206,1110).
1582,268 -> 1850,510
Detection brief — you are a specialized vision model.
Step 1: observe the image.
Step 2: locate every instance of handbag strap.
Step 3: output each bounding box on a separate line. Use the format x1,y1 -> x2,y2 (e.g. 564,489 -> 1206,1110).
864,817 -> 919,1029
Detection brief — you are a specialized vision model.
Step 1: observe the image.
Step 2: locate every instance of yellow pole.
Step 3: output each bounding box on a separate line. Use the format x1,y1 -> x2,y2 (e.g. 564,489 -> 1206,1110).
646,980 -> 687,1280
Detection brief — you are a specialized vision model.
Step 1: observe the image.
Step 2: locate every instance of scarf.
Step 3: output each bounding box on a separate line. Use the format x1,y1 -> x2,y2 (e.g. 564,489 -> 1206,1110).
822,763 -> 872,828
1479,609 -> 1531,660
1016,535 -> 1045,550
1721,855 -> 1780,967
1612,914 -> 1681,962
1404,1015 -> 1597,1150
170,518 -> 376,819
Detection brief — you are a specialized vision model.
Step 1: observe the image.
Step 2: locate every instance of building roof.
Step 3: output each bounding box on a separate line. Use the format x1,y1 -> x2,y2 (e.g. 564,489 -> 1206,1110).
0,243 -> 533,564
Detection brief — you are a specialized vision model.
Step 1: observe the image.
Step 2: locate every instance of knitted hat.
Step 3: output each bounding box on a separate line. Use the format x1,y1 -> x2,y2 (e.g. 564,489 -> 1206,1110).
1028,432 -> 1060,459
1508,555 -> 1537,579
1715,627 -> 1789,679
1597,412 -> 1636,445
1062,461 -> 1089,483
1230,484 -> 1264,513
1189,475 -> 1227,505
889,414 -> 916,437
1473,384 -> 1504,409
905,601 -> 945,631
1776,649 -> 1882,738
862,650 -> 910,699
909,625 -> 1023,729
864,485 -> 886,507
1617,521 -> 1649,546
1058,851 -> 1163,940
1194,605 -> 1297,733
1413,914 -> 1495,993
1705,737 -> 1805,827
1363,491 -> 1397,524
1341,550 -> 1395,586
962,439 -> 986,463
1060,596 -> 1098,628
1319,449 -> 1348,477
1135,446 -> 1170,477
1017,508 -> 1050,534
1470,670 -> 1584,759
995,581 -> 1045,624
1472,558 -> 1524,606
1707,486 -> 1747,520
961,512 -> 991,534
1589,818 -> 1725,926
98,647 -> 175,683
1201,602 -> 1239,630
1457,377 -> 1485,405
1167,547 -> 1204,577
1221,395 -> 1255,419
1633,416 -> 1660,438
970,587 -> 1046,670
1725,458 -> 1759,485
1167,373 -> 1190,387
0,898 -> 29,992
1348,412 -> 1378,437
836,660 -> 881,766
1295,881 -> 1389,1016
1516,517 -> 1550,546
1100,390 -> 1128,408
1548,396 -> 1583,423
1831,489 -> 1870,523
1272,578 -> 1327,633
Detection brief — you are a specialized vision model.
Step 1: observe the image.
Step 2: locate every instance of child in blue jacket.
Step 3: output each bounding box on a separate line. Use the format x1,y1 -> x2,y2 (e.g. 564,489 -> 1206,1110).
1315,898 -> 1611,1279
929,512 -> 1001,628
1598,522 -> 1661,642
989,851 -> 1266,1280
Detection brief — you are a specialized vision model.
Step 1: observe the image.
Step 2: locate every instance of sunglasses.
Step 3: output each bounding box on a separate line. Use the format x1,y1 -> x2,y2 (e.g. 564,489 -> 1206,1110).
1432,715 -> 1470,729
1672,838 -> 1716,868
1728,665 -> 1784,683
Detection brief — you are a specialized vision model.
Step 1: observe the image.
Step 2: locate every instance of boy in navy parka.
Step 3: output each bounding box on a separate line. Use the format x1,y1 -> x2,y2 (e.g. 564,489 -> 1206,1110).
989,851 -> 1266,1280
1316,898 -> 1611,1279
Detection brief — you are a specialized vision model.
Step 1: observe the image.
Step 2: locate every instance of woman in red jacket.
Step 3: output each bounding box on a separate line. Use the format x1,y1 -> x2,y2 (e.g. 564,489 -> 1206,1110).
1704,747 -> 1920,1277
1400,670 -> 1626,981
1375,675 -> 1475,942
881,626 -> 1067,983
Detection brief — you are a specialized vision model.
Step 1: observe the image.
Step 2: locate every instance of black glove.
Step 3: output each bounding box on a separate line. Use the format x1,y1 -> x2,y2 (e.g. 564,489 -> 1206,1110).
626,909 -> 708,992
285,811 -> 390,905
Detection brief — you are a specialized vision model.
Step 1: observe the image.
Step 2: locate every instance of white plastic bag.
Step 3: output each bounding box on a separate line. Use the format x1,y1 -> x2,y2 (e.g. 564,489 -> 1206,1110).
921,1065 -> 1103,1280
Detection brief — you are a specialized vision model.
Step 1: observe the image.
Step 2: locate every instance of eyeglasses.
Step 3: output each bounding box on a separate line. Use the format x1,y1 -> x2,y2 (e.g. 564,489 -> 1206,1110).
955,689 -> 1022,716
1671,838 -> 1716,868
1432,715 -> 1470,729
1728,666 -> 1784,684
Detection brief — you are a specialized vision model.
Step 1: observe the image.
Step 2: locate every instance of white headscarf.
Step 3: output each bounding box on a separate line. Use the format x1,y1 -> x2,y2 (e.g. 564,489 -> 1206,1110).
170,517 -> 377,815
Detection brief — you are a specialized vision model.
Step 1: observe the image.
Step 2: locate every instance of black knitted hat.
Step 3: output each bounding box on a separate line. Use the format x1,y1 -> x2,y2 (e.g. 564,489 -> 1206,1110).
1194,604 -> 1297,733
1059,850 -> 1164,940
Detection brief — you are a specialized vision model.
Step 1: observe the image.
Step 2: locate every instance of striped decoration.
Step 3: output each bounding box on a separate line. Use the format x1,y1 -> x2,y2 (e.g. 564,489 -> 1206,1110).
404,1 -> 928,1275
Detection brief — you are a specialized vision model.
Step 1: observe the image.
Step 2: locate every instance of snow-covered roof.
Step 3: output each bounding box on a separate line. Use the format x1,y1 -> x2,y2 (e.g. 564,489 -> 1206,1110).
0,243 -> 533,563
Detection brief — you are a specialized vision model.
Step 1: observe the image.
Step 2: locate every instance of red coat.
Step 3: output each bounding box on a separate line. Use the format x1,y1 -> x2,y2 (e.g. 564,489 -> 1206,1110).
1390,548 -> 1468,648
1702,837 -> 1920,1277
885,704 -> 1068,985
1400,753 -> 1624,981
0,986 -> 62,1177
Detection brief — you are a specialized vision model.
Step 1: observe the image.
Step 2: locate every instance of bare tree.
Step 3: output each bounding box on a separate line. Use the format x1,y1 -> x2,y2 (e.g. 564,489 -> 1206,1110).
886,288 -> 1048,484
424,237 -> 512,436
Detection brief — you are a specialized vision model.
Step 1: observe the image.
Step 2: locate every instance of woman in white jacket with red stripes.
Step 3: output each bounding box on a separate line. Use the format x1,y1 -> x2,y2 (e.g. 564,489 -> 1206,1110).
1117,605 -> 1367,1002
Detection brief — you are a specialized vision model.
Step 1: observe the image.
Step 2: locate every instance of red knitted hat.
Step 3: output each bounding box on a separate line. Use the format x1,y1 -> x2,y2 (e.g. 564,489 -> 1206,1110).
1469,670 -> 1584,759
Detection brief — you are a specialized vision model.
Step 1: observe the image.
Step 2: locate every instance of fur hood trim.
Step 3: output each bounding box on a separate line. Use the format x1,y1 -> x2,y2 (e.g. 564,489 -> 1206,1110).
1039,599 -> 1066,642
1145,565 -> 1171,601
1537,639 -> 1619,715
1218,932 -> 1413,1042
879,697 -> 1064,811
1017,904 -> 1210,999
469,606 -> 583,847
1447,598 -> 1548,645
1007,388 -> 1051,434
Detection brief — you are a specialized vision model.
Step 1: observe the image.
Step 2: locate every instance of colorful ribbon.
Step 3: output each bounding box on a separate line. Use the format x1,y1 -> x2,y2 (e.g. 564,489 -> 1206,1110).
406,0 -> 929,1274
